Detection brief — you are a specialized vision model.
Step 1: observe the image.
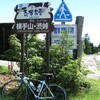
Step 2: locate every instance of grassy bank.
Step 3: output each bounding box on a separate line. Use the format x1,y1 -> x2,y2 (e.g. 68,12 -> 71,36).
0,65 -> 100,100
0,65 -> 8,73
69,79 -> 100,100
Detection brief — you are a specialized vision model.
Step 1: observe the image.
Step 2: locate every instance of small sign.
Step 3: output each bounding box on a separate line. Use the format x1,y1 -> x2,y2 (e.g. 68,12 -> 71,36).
15,6 -> 53,20
51,24 -> 77,49
54,0 -> 72,22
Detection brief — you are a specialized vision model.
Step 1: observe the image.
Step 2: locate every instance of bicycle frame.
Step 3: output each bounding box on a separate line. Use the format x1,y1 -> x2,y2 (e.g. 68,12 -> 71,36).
1,72 -> 66,100
22,76 -> 55,100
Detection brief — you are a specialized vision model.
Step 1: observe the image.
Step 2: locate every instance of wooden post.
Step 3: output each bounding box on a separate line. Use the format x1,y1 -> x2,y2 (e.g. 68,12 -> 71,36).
2,27 -> 5,51
75,16 -> 84,58
46,33 -> 50,73
20,34 -> 25,72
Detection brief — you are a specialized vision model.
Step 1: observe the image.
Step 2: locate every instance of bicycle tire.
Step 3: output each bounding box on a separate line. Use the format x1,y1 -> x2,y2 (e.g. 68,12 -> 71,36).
41,84 -> 67,100
1,79 -> 28,100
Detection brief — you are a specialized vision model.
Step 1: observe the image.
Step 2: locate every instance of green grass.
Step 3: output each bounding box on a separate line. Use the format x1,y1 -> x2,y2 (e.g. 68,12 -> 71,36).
0,65 -> 8,73
0,96 -> 2,100
69,79 -> 100,100
0,65 -> 100,100
0,66 -> 10,100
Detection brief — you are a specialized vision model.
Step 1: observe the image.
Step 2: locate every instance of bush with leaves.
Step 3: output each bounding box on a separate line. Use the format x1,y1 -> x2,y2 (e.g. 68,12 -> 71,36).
49,44 -> 71,77
49,32 -> 73,80
3,32 -> 89,94
23,34 -> 45,75
21,32 -> 88,94
49,32 -> 88,94
58,59 -> 87,94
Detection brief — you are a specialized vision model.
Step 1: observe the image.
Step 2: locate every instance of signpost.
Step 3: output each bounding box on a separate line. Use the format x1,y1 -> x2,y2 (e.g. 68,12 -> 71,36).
12,2 -> 54,72
13,2 -> 54,34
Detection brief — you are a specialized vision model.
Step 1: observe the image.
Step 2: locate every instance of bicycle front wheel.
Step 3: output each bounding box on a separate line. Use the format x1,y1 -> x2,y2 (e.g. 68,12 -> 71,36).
49,84 -> 67,100
1,80 -> 28,100
41,84 -> 67,100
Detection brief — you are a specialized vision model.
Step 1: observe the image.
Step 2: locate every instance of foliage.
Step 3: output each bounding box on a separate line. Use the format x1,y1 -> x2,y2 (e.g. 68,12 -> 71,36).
19,34 -> 45,75
49,32 -> 87,94
69,79 -> 100,100
49,32 -> 73,79
58,59 -> 87,94
60,31 -> 74,51
29,72 -> 40,79
1,32 -> 89,95
1,34 -> 21,61
49,44 -> 71,77
98,44 -> 100,52
24,56 -> 44,75
83,33 -> 98,54
0,65 -> 8,73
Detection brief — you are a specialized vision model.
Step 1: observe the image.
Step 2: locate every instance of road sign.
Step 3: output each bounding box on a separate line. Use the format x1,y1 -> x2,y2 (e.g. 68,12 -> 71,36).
51,24 -> 77,49
13,23 -> 54,33
15,6 -> 53,20
13,2 -> 54,34
12,19 -> 54,33
14,2 -> 53,21
54,0 -> 72,22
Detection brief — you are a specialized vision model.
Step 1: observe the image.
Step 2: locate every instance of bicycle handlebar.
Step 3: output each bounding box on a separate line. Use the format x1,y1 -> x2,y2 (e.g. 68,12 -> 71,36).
13,71 -> 25,80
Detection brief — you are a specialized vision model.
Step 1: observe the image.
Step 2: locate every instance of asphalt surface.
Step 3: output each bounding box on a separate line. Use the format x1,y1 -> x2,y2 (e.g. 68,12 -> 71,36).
0,55 -> 100,80
82,55 -> 100,80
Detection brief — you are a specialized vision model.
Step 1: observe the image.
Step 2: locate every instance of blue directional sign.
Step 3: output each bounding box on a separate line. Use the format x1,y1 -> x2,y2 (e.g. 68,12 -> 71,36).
54,0 -> 72,22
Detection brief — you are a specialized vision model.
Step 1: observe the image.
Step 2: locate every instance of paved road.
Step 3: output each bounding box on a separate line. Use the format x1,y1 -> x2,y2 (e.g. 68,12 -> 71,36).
82,55 -> 100,79
1,55 -> 100,80
94,55 -> 100,67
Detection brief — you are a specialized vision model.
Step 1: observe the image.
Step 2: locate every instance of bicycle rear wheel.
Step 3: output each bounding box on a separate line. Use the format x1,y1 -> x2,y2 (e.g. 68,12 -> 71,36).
1,80 -> 28,100
41,84 -> 67,100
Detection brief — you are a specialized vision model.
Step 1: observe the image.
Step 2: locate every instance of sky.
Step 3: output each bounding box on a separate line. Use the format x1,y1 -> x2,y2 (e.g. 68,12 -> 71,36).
0,0 -> 100,46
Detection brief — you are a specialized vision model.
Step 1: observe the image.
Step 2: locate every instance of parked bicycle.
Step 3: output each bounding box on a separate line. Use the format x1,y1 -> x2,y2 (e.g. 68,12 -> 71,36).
1,71 -> 67,100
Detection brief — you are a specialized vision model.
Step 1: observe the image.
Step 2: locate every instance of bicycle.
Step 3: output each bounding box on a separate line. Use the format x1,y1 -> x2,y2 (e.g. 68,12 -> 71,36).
1,71 -> 67,100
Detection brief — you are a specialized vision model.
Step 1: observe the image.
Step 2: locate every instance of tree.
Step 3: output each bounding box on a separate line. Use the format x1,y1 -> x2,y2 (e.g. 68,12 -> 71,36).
98,44 -> 100,52
83,33 -> 92,54
1,34 -> 21,61
83,33 -> 98,54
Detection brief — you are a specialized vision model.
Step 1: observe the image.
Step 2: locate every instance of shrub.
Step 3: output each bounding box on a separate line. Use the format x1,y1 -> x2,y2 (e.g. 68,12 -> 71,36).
58,59 -> 87,94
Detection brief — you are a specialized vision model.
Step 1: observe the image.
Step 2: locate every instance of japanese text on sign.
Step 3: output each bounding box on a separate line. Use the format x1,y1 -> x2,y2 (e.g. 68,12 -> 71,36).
16,7 -> 51,19
51,24 -> 77,49
16,22 -> 48,30
23,8 -> 44,17
53,27 -> 75,34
